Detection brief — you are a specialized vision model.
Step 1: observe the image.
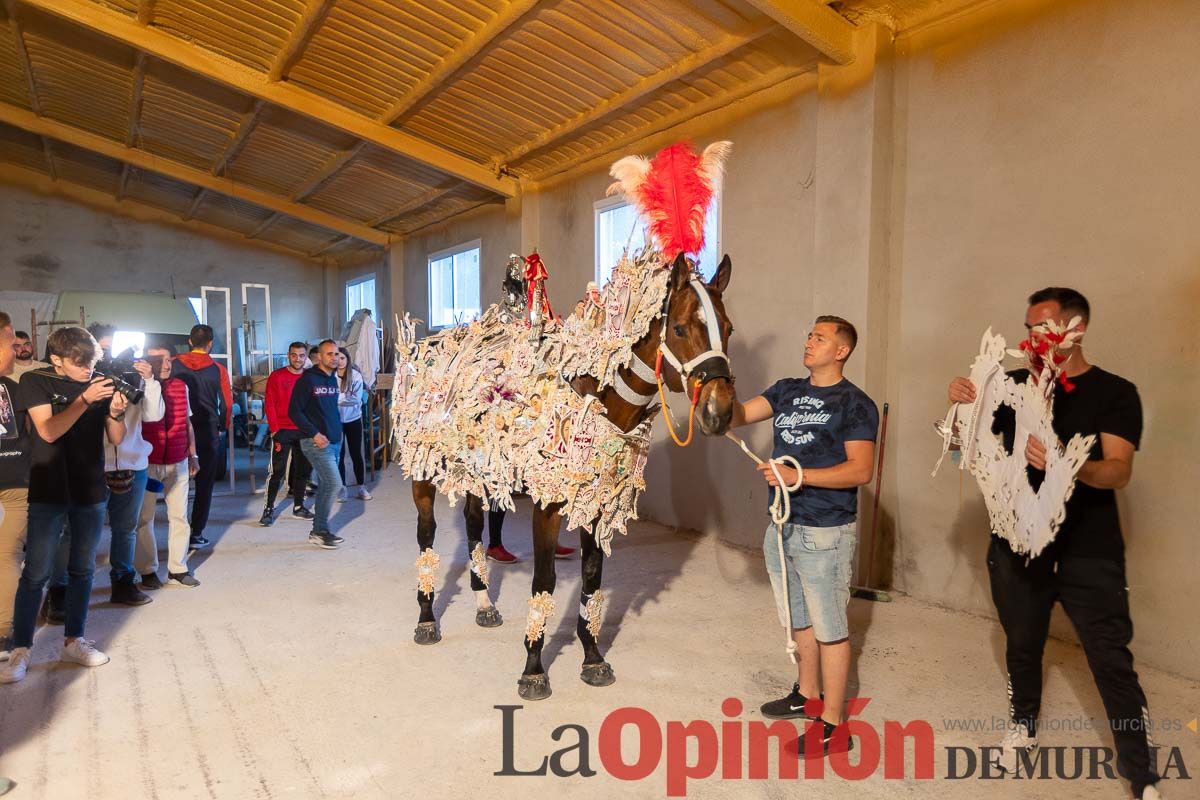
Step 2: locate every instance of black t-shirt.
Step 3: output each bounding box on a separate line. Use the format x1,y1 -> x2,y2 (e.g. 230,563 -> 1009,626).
0,376 -> 31,489
992,366 -> 1142,560
761,376 -> 879,526
17,369 -> 112,506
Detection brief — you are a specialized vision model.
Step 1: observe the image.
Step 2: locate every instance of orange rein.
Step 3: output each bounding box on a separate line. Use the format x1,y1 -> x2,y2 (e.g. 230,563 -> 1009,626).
655,351 -> 701,447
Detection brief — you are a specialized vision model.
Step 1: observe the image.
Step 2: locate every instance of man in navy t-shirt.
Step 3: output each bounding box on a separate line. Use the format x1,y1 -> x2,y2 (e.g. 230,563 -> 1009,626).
730,315 -> 879,753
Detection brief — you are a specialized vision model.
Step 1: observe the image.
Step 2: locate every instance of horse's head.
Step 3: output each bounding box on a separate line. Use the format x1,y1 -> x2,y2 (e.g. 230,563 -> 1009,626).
659,252 -> 735,436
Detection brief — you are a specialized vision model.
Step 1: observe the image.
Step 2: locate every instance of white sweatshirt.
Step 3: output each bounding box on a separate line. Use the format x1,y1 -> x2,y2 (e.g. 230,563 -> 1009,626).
104,376 -> 165,472
337,368 -> 364,423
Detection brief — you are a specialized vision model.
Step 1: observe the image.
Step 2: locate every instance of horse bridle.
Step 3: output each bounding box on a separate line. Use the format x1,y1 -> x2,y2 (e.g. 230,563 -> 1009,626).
656,274 -> 731,389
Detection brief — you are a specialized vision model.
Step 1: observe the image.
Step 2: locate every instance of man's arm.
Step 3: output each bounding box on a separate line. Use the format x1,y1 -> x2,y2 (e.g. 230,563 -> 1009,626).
218,363 -> 233,430
757,440 -> 875,489
264,373 -> 279,433
731,395 -> 773,428
106,392 -> 128,445
138,362 -> 165,423
26,378 -> 114,443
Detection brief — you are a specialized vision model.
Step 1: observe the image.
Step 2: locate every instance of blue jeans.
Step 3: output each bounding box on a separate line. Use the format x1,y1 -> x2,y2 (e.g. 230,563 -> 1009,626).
13,502 -> 106,646
299,437 -> 342,533
107,468 -> 148,583
763,522 -> 857,643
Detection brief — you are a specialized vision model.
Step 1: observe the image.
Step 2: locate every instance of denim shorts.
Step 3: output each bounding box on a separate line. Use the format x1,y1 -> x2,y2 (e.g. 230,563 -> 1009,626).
763,522 -> 857,643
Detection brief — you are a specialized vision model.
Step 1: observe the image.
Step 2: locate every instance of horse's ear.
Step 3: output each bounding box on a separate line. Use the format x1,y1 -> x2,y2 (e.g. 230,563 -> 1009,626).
709,254 -> 732,293
669,252 -> 690,293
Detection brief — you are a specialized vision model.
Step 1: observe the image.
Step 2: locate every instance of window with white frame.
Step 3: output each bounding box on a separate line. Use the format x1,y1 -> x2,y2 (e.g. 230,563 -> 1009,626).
345,275 -> 377,321
593,188 -> 721,286
427,240 -> 481,329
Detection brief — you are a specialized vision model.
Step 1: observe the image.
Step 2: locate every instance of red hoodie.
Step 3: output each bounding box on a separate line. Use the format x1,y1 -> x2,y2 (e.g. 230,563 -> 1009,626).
265,367 -> 304,432
172,351 -> 233,431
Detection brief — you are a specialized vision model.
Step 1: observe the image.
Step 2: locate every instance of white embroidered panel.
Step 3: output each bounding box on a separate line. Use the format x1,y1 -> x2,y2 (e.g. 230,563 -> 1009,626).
934,328 -> 1095,558
391,250 -> 668,556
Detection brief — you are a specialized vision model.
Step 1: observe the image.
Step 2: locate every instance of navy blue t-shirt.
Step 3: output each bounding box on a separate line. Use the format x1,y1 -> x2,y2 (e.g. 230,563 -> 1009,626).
761,377 -> 879,527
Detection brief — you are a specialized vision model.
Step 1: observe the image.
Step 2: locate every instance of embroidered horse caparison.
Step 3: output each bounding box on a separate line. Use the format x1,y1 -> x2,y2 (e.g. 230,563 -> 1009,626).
392,140 -> 737,702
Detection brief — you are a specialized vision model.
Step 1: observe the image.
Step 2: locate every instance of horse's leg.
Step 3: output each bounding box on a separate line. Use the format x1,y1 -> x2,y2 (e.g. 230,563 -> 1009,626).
412,479 -> 442,645
517,502 -> 562,701
464,494 -> 502,628
577,526 -> 616,687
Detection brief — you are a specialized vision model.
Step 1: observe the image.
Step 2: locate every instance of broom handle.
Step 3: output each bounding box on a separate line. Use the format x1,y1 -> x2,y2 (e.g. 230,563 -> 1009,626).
865,402 -> 889,588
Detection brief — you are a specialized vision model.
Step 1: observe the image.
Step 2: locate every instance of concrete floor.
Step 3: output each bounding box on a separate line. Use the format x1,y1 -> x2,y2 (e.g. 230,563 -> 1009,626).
0,465 -> 1195,800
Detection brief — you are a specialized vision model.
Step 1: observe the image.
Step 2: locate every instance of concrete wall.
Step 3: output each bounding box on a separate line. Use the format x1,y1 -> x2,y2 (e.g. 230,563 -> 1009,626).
388,0 -> 1198,679
399,202 -> 521,328
887,0 -> 1200,677
0,182 -> 329,350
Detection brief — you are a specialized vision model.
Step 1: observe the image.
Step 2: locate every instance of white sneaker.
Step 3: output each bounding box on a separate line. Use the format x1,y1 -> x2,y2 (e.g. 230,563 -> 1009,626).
997,721 -> 1038,773
61,638 -> 110,668
356,486 -> 372,500
0,647 -> 31,683
1141,784 -> 1164,800
336,487 -> 346,503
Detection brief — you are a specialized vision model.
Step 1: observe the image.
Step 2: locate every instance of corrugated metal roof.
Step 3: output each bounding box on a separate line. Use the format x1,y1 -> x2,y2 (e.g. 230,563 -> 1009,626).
0,0 -> 926,261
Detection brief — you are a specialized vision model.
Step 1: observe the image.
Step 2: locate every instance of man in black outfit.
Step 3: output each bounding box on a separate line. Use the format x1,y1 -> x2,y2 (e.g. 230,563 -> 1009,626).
171,325 -> 232,550
948,287 -> 1161,800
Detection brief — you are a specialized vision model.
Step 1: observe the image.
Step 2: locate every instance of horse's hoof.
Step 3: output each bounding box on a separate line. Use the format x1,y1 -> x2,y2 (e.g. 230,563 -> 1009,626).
517,673 -> 552,701
413,621 -> 442,645
476,607 -> 503,628
580,662 -> 616,687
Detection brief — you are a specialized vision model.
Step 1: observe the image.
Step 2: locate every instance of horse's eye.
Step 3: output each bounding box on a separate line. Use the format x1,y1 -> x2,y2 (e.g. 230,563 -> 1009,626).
673,324 -> 685,337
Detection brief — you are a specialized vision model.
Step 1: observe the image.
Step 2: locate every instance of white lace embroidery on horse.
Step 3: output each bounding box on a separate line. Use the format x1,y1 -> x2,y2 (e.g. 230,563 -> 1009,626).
391,248 -> 668,556
933,322 -> 1094,558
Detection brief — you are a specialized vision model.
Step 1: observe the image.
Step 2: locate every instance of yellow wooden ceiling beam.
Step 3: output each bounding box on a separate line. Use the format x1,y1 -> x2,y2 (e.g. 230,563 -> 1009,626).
19,0 -> 519,197
501,18 -> 775,167
211,100 -> 265,176
741,0 -> 857,64
0,100 -> 391,245
378,0 -> 542,125
367,182 -> 460,228
127,52 -> 145,147
292,141 -> 366,201
268,0 -> 332,82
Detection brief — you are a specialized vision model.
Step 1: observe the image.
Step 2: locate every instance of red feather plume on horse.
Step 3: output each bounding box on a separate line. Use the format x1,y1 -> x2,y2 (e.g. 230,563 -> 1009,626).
606,141 -> 732,260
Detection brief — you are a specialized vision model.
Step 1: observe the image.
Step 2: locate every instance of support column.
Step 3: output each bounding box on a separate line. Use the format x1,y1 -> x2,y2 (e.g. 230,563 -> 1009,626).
811,22 -> 894,398
387,239 -> 406,327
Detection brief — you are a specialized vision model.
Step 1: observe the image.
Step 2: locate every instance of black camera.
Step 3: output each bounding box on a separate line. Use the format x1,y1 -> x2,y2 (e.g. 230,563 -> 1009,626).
95,348 -> 145,406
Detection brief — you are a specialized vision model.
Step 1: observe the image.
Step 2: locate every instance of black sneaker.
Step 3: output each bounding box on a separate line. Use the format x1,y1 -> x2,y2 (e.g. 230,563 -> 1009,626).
308,531 -> 340,549
41,586 -> 67,624
292,506 -> 315,520
760,683 -> 823,720
140,572 -> 164,590
168,572 -> 201,588
111,580 -> 153,606
805,719 -> 855,755
305,484 -> 317,498
259,506 -> 275,527
189,534 -> 211,549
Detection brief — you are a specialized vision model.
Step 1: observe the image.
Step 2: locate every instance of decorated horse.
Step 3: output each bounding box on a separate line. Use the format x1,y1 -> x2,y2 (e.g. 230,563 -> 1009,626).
391,142 -> 737,700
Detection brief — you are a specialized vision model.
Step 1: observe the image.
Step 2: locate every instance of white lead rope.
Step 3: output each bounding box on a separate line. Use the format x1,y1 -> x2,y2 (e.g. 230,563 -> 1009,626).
724,432 -> 803,663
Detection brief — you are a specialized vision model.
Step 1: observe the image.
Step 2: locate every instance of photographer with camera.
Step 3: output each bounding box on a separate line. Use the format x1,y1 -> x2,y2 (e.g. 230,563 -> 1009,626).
1,326 -> 127,684
99,349 -> 164,606
171,324 -> 231,551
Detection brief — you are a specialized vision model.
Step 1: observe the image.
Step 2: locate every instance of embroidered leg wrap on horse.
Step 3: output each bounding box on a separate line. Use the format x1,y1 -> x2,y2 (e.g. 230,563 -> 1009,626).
415,548 -> 440,596
526,591 -> 556,645
469,542 -> 490,588
580,590 -> 606,639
